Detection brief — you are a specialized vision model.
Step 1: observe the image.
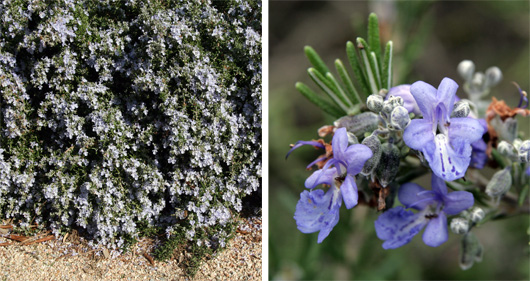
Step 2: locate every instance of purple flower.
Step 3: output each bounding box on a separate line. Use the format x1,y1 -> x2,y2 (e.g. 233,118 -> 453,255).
470,119 -> 488,169
386,84 -> 421,115
403,78 -> 486,181
375,175 -> 474,249
294,127 -> 372,243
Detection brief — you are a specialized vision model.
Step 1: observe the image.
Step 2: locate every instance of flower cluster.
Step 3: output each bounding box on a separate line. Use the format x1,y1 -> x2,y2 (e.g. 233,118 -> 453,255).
289,13 -> 529,269
0,0 -> 261,250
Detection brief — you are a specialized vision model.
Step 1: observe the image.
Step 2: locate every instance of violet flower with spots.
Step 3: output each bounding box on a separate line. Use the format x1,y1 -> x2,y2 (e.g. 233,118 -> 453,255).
403,78 -> 486,181
375,175 -> 474,249
293,127 -> 372,243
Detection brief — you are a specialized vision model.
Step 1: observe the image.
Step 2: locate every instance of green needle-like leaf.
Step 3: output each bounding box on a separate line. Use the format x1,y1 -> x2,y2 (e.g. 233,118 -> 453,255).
382,41 -> 393,90
295,82 -> 345,118
357,38 -> 379,95
518,184 -> 529,207
326,72 -> 354,108
346,41 -> 370,98
304,46 -> 330,76
368,13 -> 382,64
334,59 -> 362,105
308,68 -> 349,112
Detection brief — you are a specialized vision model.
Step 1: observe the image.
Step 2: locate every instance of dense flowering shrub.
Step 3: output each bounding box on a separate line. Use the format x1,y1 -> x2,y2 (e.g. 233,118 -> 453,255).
0,0 -> 261,250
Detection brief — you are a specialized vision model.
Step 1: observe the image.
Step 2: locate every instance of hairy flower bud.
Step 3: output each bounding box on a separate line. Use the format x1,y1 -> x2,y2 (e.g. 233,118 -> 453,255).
517,140 -> 530,163
334,112 -> 380,139
450,218 -> 469,235
457,60 -> 475,82
367,95 -> 384,112
485,167 -> 512,198
375,143 -> 400,187
459,232 -> 483,270
497,141 -> 517,161
485,66 -> 502,88
382,96 -> 404,114
471,72 -> 485,91
361,135 -> 382,176
452,100 -> 471,118
347,131 -> 359,145
390,106 -> 410,130
469,207 -> 485,223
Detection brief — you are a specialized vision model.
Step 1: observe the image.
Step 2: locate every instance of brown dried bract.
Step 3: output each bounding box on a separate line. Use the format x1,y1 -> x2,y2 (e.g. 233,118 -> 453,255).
485,97 -> 530,156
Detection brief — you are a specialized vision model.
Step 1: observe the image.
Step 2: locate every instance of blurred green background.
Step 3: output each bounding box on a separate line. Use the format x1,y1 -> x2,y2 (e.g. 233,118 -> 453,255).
269,1 -> 530,280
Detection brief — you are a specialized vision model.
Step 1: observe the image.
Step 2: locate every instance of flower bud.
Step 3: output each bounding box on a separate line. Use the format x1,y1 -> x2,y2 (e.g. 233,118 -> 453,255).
471,72 -> 485,90
457,60 -> 475,82
346,131 -> 359,145
459,232 -> 483,270
517,140 -> 530,163
485,167 -> 512,198
485,66 -> 502,88
375,143 -> 400,187
469,207 -> 485,223
497,140 -> 517,161
334,112 -> 380,139
452,100 -> 471,118
382,96 -> 403,114
390,106 -> 410,130
386,85 -> 420,115
361,135 -> 382,176
450,218 -> 469,235
367,95 -> 384,112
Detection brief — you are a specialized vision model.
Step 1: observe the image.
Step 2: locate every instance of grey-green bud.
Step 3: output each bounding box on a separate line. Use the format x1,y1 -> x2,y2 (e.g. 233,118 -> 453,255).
382,96 -> 403,114
457,60 -> 475,82
450,218 -> 469,235
361,135 -> 382,176
367,95 -> 384,113
517,140 -> 530,163
375,143 -> 400,187
497,141 -> 517,161
469,207 -> 485,223
452,100 -> 471,118
471,72 -> 485,91
485,167 -> 512,198
485,66 -> 502,88
334,112 -> 380,139
347,132 -> 359,145
459,232 -> 483,270
390,106 -> 410,130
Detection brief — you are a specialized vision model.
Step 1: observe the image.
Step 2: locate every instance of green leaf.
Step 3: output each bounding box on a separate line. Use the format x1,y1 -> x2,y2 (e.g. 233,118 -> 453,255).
308,68 -> 349,112
382,41 -> 393,90
325,72 -> 354,108
334,59 -> 362,105
367,13 -> 382,64
295,82 -> 345,118
304,46 -> 330,76
491,148 -> 506,169
357,37 -> 379,95
346,41 -> 370,98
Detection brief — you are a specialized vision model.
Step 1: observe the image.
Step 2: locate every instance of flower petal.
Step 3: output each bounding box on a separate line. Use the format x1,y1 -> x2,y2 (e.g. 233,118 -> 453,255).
427,134 -> 471,181
436,78 -> 458,121
403,119 -> 435,151
430,174 -> 448,196
410,81 -> 437,121
332,127 -> 349,161
387,84 -> 421,115
286,140 -> 325,159
398,183 -> 435,210
443,191 -> 474,215
341,175 -> 358,209
304,167 -> 336,189
375,206 -> 426,249
345,144 -> 373,176
448,118 -> 486,145
422,212 -> 448,247
294,187 -> 342,243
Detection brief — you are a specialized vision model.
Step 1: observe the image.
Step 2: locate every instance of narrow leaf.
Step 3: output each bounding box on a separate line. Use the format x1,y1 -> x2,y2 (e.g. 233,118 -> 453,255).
368,13 -> 382,64
295,82 -> 345,118
382,41 -> 393,90
304,46 -> 330,76
518,184 -> 529,207
370,51 -> 382,89
326,72 -> 354,108
308,68 -> 350,112
357,38 -> 379,95
346,41 -> 370,98
334,59 -> 362,105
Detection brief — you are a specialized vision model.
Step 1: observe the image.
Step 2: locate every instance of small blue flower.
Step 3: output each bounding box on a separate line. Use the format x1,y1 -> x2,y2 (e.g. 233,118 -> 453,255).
403,78 -> 486,181
375,175 -> 474,249
294,127 -> 372,243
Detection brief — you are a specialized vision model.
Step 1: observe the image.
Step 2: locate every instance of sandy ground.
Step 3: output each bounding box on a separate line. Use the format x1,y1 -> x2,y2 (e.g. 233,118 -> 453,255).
0,217 -> 261,281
